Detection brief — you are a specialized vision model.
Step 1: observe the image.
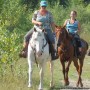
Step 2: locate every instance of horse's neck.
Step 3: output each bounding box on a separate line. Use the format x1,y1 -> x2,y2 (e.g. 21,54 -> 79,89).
63,29 -> 71,43
43,37 -> 47,45
61,36 -> 70,47
30,37 -> 34,43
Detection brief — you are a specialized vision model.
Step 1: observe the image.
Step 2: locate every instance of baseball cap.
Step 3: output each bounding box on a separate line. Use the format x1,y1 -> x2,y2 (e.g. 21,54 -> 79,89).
40,0 -> 47,7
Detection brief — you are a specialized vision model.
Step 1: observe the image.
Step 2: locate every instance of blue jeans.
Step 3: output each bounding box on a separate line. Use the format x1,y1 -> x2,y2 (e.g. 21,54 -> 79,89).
24,28 -> 34,43
44,29 -> 55,44
24,28 -> 55,44
70,33 -> 82,47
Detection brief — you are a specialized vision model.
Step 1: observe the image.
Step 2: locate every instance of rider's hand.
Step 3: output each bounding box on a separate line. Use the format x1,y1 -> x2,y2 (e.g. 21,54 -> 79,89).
37,22 -> 42,26
75,31 -> 78,34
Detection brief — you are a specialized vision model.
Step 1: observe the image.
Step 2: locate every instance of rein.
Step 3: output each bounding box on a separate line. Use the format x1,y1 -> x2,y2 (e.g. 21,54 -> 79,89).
41,39 -> 47,53
59,44 -> 71,53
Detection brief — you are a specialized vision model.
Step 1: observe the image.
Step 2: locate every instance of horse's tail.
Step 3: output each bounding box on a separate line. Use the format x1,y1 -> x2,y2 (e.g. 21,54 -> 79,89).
86,42 -> 89,50
81,39 -> 88,55
84,39 -> 89,50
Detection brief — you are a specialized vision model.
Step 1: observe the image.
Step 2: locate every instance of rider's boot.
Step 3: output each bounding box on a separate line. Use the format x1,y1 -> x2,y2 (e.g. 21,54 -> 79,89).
78,47 -> 82,56
19,42 -> 28,58
51,44 -> 59,60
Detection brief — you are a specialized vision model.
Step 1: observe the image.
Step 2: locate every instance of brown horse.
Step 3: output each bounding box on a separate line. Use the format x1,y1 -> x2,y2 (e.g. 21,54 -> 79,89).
55,25 -> 88,87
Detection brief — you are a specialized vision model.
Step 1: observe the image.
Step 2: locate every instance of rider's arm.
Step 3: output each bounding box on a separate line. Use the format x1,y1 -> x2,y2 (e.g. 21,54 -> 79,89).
49,12 -> 55,32
78,22 -> 81,32
32,19 -> 42,26
32,10 -> 42,26
63,20 -> 68,27
51,22 -> 56,32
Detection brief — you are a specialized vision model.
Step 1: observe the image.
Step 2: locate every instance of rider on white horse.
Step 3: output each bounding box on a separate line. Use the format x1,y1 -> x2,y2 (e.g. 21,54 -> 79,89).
19,0 -> 58,60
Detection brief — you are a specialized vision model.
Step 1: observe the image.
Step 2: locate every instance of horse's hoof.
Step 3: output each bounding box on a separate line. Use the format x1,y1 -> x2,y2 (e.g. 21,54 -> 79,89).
64,81 -> 69,86
28,84 -> 32,88
50,82 -> 54,88
50,84 -> 54,89
76,83 -> 79,87
80,82 -> 83,87
38,88 -> 43,90
67,81 -> 69,85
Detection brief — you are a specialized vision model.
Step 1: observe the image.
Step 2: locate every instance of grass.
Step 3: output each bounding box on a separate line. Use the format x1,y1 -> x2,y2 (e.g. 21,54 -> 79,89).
0,56 -> 90,90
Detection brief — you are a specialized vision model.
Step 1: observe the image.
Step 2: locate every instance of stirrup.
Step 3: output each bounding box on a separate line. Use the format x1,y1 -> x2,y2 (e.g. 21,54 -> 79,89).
51,52 -> 59,60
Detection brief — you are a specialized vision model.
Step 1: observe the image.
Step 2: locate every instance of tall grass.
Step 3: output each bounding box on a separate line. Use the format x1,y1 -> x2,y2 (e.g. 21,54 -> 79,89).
0,56 -> 90,90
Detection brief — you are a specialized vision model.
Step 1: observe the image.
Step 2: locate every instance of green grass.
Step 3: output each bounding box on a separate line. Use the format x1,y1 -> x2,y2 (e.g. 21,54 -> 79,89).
0,56 -> 90,90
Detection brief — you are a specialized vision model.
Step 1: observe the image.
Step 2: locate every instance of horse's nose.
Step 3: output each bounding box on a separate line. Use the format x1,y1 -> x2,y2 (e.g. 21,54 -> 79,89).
37,51 -> 42,57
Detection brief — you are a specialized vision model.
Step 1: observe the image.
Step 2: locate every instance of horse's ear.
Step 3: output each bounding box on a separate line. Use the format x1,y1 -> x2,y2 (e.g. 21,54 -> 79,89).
34,28 -> 37,32
62,25 -> 66,28
62,25 -> 66,29
55,25 -> 58,28
55,25 -> 62,29
42,29 -> 45,32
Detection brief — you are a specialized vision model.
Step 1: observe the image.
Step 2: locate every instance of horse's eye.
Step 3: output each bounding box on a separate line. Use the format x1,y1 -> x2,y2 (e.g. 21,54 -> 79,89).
34,38 -> 37,41
60,32 -> 63,34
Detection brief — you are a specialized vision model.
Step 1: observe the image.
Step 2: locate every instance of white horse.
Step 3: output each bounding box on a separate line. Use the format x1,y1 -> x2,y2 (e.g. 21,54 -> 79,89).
27,27 -> 54,90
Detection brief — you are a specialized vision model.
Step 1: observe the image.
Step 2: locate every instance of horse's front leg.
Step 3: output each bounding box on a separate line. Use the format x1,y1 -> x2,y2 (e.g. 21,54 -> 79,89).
28,60 -> 33,87
28,47 -> 34,87
73,58 -> 80,87
78,58 -> 84,87
65,60 -> 72,86
60,60 -> 66,85
38,62 -> 45,90
49,61 -> 54,88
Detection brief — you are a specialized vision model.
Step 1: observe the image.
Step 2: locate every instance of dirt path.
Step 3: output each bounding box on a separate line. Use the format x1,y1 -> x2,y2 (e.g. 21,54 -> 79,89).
60,79 -> 90,90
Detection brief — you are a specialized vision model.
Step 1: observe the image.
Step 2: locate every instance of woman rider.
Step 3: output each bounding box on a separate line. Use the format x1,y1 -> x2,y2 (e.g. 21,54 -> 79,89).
64,10 -> 82,56
19,0 -> 58,60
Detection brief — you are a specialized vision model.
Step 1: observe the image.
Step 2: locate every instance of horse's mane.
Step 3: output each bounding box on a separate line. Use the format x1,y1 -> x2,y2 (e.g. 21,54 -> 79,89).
61,26 -> 70,40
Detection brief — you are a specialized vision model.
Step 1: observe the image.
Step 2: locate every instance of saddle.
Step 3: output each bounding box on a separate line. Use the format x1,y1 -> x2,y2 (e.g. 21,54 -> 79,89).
72,38 -> 81,57
67,33 -> 82,57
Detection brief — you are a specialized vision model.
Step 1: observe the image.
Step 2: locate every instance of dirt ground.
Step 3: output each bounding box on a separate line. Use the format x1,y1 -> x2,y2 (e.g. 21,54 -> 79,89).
60,79 -> 90,90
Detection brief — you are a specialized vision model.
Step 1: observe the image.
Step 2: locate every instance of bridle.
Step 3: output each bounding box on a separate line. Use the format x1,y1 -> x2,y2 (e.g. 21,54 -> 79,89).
30,32 -> 48,66
30,38 -> 47,55
57,27 -> 70,53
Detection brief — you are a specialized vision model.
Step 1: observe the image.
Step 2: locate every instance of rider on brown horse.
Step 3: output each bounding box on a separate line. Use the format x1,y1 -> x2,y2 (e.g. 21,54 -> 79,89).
63,10 -> 82,57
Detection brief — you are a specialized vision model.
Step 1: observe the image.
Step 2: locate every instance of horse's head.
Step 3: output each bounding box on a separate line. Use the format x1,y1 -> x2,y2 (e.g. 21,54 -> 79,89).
55,25 -> 68,45
30,27 -> 46,57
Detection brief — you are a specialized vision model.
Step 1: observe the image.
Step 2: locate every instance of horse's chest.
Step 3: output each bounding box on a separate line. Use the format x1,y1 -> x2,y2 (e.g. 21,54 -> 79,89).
58,46 -> 71,61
